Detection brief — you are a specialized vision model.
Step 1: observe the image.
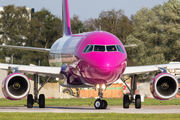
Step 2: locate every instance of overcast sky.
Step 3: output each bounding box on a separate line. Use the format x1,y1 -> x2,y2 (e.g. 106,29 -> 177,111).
1,0 -> 169,21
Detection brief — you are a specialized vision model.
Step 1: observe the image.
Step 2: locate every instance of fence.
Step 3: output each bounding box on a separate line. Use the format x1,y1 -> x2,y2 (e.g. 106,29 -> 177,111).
79,83 -> 123,98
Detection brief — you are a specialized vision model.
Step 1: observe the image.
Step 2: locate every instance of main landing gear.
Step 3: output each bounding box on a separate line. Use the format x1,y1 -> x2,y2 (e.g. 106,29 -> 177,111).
27,74 -> 51,108
94,86 -> 108,109
122,75 -> 141,109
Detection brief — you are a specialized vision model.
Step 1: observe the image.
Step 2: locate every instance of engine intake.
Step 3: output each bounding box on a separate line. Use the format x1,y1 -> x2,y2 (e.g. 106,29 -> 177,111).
2,73 -> 30,100
150,73 -> 178,100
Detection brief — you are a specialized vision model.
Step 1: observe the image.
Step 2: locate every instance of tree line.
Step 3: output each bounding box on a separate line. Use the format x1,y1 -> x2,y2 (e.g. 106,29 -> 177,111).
0,0 -> 180,67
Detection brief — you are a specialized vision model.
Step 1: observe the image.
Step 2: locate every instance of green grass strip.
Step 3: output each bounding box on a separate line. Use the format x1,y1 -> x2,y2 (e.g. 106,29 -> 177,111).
0,113 -> 180,120
106,87 -> 123,90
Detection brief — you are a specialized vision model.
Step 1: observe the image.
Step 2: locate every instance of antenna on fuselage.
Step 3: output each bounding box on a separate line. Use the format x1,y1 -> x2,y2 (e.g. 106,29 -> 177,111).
62,0 -> 72,36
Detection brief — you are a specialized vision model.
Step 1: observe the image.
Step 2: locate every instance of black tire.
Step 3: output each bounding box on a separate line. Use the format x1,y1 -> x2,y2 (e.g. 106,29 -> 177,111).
62,88 -> 74,96
135,94 -> 141,109
39,94 -> 45,108
94,99 -> 104,109
27,94 -> 33,108
123,94 -> 130,109
102,100 -> 108,109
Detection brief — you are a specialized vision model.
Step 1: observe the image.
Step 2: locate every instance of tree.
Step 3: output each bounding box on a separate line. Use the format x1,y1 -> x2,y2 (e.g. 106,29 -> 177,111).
126,0 -> 180,66
0,6 -> 63,66
126,35 -> 166,66
0,6 -> 63,83
25,8 -> 63,66
83,18 -> 99,31
84,9 -> 133,44
27,8 -> 62,49
71,14 -> 87,34
0,5 -> 31,64
0,5 -> 30,45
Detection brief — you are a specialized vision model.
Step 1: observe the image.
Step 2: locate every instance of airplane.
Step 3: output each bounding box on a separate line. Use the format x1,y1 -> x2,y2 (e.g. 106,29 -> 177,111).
0,0 -> 180,109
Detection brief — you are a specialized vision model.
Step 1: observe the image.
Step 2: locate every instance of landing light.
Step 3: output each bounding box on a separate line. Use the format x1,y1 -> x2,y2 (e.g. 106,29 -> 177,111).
96,84 -> 100,89
56,77 -> 59,81
95,84 -> 106,90
102,84 -> 106,90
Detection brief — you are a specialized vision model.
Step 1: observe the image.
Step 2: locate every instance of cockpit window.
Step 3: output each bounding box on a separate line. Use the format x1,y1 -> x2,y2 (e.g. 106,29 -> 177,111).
117,45 -> 125,53
83,44 -> 125,53
86,45 -> 93,52
83,45 -> 89,53
107,45 -> 117,51
94,45 -> 105,52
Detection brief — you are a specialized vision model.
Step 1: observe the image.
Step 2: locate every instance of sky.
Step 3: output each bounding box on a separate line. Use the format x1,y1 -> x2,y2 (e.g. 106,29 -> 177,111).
1,0 -> 169,21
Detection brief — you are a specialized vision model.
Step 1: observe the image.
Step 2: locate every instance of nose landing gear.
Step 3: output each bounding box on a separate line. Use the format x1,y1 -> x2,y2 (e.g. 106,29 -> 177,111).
94,86 -> 108,109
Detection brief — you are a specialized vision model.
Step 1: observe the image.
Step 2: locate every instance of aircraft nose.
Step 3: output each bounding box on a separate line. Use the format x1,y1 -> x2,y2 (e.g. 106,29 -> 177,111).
80,52 -> 127,85
80,64 -> 123,85
91,52 -> 125,68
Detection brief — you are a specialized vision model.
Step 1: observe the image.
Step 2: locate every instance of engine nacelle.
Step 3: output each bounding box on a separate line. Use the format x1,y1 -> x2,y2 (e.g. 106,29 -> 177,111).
150,73 -> 178,100
2,73 -> 30,100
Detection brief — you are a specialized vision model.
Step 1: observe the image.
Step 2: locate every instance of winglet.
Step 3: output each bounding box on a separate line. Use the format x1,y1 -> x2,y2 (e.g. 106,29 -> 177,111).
62,0 -> 72,36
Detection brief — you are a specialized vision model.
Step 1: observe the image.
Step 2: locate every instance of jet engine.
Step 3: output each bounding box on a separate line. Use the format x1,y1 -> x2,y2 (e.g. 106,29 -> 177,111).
150,73 -> 178,100
2,73 -> 30,100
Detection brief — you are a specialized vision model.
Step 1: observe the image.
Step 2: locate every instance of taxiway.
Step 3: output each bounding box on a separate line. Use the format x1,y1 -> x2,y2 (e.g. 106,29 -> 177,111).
0,106 -> 180,113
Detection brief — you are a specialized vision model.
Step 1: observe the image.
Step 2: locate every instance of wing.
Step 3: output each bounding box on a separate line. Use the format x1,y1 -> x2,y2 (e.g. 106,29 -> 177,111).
0,45 -> 50,53
123,44 -> 137,48
0,63 -> 61,77
123,63 -> 180,76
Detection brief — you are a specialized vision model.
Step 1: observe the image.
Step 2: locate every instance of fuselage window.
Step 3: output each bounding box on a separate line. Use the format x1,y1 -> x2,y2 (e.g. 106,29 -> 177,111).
107,45 -> 117,51
94,45 -> 105,52
117,45 -> 125,53
83,45 -> 90,53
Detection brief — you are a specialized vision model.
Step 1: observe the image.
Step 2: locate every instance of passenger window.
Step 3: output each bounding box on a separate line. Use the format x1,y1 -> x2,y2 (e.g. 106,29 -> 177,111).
86,45 -> 93,52
94,45 -> 105,52
107,45 -> 117,51
117,45 -> 125,53
83,45 -> 89,53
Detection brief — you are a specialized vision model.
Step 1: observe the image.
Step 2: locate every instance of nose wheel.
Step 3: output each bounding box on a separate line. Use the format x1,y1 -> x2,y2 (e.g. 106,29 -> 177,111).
94,87 -> 108,109
94,99 -> 107,109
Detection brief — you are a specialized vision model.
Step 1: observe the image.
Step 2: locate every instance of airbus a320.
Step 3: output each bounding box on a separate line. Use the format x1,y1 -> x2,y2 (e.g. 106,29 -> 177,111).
0,0 -> 180,109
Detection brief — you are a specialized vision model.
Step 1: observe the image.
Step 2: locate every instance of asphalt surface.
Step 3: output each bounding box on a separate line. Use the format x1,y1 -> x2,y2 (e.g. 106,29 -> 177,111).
0,105 -> 180,113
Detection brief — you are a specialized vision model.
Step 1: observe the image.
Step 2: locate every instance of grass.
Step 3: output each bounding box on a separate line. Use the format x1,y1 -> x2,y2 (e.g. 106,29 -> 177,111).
0,113 -> 180,120
0,98 -> 180,106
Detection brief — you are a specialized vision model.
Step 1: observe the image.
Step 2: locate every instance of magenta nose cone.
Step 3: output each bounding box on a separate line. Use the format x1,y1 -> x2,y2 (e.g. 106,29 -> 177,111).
79,52 -> 127,85
80,63 -> 124,85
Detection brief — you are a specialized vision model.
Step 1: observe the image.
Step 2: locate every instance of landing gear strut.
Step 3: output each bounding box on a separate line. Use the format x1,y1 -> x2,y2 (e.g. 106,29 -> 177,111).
27,74 -> 51,108
94,88 -> 108,109
122,75 -> 141,109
